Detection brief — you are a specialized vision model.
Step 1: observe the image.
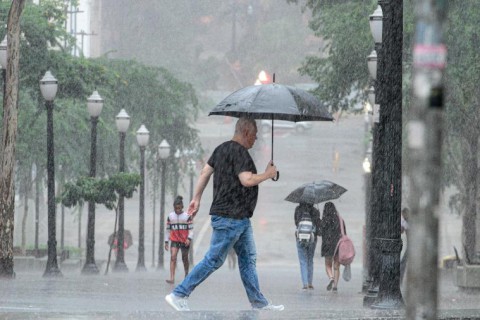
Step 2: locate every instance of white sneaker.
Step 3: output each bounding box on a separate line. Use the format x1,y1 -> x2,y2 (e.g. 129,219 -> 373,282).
165,293 -> 190,311
253,303 -> 285,311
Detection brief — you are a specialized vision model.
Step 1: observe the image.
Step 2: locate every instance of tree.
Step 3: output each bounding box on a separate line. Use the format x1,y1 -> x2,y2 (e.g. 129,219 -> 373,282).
58,173 -> 141,274
0,0 -> 26,278
443,0 -> 480,264
287,0 -> 376,110
0,0 -> 202,275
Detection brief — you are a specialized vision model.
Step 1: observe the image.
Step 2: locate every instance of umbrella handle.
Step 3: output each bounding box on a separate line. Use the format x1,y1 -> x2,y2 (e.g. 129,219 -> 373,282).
272,171 -> 280,181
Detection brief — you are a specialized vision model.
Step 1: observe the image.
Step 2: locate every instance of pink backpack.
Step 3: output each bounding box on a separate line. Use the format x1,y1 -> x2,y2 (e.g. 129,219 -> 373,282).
333,214 -> 355,266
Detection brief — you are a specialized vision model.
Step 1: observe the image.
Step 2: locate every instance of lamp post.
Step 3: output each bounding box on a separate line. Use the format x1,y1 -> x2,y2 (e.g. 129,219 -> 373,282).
136,124 -> 149,271
157,139 -> 170,270
82,90 -> 103,274
364,4 -> 382,306
188,159 -> 196,266
369,0 -> 404,309
113,108 -> 130,272
40,70 -> 62,277
0,35 -> 7,95
173,149 -> 181,201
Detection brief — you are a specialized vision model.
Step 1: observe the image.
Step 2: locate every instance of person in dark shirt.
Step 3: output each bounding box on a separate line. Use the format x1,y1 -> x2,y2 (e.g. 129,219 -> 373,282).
165,117 -> 284,312
320,201 -> 346,293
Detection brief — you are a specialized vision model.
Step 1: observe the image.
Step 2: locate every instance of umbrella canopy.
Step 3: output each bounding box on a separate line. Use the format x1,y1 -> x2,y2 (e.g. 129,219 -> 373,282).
108,230 -> 133,249
285,180 -> 347,204
209,82 -> 333,181
210,83 -> 333,122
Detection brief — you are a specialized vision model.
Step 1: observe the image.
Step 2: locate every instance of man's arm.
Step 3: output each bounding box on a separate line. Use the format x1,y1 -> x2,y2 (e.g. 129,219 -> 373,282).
238,160 -> 277,187
187,163 -> 214,217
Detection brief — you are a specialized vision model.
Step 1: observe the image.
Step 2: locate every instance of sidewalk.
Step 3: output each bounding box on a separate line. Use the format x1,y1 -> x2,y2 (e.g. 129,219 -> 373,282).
1,262 -> 478,319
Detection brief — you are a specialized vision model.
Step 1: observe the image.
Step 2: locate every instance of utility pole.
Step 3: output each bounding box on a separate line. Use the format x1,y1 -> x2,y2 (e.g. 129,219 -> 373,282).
75,30 -> 97,57
406,1 -> 447,319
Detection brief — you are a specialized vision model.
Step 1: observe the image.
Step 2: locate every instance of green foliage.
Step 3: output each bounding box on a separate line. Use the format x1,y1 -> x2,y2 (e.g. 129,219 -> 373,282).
0,0 -> 202,204
289,0 -> 377,110
59,173 -> 140,210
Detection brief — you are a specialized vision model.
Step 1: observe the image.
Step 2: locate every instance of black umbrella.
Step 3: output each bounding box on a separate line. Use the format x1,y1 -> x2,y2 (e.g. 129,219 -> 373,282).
209,76 -> 333,180
284,180 -> 347,204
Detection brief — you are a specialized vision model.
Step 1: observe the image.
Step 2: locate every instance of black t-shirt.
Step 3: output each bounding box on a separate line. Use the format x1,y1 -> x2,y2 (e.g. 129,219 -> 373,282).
207,140 -> 258,219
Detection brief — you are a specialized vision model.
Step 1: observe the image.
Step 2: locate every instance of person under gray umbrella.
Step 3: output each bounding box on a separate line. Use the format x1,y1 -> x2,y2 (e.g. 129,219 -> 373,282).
293,187 -> 321,290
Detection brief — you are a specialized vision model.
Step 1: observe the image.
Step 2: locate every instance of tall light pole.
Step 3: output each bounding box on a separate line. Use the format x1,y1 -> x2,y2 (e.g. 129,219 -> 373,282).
40,70 -> 62,277
173,149 -> 181,201
371,0 -> 404,309
363,4 -> 383,307
0,35 -> 7,96
157,139 -> 170,270
82,90 -> 103,274
113,108 -> 130,272
188,159 -> 196,266
136,124 -> 149,272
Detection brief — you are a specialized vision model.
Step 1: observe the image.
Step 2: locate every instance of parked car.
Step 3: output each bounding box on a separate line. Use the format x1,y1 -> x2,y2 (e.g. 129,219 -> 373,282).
260,119 -> 313,133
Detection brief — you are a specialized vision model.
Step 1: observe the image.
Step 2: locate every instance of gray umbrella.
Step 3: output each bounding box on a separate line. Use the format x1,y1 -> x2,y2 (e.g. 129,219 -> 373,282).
209,80 -> 333,180
285,180 -> 347,204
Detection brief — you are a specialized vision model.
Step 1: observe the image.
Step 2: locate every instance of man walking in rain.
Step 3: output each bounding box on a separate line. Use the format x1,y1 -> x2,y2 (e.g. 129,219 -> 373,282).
165,117 -> 284,311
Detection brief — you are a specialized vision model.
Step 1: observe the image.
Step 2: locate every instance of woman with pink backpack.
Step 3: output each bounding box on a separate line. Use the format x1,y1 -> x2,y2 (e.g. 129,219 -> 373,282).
320,202 -> 347,293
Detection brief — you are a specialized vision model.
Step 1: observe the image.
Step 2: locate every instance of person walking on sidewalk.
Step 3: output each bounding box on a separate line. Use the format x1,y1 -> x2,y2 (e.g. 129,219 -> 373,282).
165,117 -> 284,312
320,201 -> 346,293
165,195 -> 193,284
294,202 -> 321,290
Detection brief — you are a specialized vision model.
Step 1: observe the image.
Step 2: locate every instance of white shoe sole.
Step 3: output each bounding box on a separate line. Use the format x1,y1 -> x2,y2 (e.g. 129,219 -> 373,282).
165,294 -> 189,311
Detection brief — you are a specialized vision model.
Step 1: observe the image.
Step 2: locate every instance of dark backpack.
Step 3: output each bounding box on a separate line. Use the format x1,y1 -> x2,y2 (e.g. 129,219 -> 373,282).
296,211 -> 315,246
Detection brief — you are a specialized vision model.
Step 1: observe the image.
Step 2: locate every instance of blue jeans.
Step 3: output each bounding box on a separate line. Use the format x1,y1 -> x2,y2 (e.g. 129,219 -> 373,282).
296,238 -> 317,287
173,215 -> 269,308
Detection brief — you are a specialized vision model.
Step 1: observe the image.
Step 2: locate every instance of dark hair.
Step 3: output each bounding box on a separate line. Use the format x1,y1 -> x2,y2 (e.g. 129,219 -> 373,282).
323,201 -> 337,218
174,195 -> 183,207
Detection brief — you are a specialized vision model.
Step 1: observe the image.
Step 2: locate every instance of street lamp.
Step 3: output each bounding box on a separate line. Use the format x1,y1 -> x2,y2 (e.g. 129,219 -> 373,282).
157,139 -> 170,270
369,5 -> 383,45
113,108 -> 130,272
363,4 -> 382,304
173,149 -> 181,201
136,124 -> 149,272
366,1 -> 404,309
188,159 -> 196,266
0,35 -> 6,96
40,70 -> 62,277
82,90 -> 103,274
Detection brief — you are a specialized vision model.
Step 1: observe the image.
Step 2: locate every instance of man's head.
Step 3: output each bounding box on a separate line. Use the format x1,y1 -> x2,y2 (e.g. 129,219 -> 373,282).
233,117 -> 257,149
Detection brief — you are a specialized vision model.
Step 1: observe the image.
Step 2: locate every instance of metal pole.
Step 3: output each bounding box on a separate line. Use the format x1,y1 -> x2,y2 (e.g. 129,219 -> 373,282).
82,116 -> 99,274
188,170 -> 194,266
231,0 -> 236,56
34,168 -> 40,257
137,146 -> 146,271
364,122 -> 382,306
158,160 -> 166,269
114,132 -> 128,271
43,100 -> 62,277
152,162 -> 157,268
61,204 -> 64,250
371,0 -> 404,309
406,1 -> 447,318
